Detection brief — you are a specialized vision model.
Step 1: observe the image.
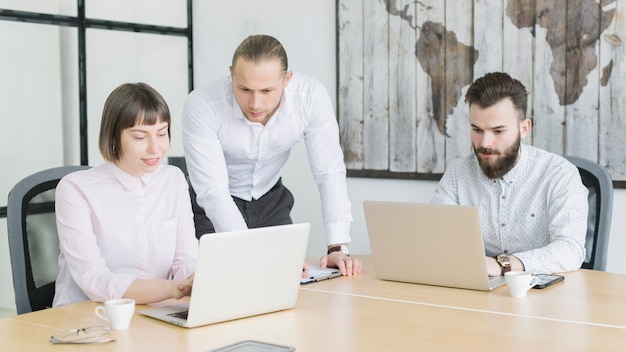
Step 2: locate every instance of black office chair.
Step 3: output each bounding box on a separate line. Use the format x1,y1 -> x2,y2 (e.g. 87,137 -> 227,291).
565,156 -> 613,271
6,166 -> 90,314
167,156 -> 188,176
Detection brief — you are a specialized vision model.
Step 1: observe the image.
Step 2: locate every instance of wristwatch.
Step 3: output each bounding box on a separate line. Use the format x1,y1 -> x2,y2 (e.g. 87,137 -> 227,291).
496,254 -> 511,275
327,244 -> 350,256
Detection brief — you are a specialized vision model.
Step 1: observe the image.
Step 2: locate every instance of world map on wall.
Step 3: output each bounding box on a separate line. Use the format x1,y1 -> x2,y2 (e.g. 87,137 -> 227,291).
383,0 -> 617,136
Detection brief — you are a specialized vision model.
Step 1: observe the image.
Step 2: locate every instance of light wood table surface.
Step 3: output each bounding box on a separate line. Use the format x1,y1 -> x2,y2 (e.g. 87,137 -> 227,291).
3,256 -> 626,351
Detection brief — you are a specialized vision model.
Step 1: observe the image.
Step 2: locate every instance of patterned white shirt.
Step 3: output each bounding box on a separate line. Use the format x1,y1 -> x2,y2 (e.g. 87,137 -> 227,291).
431,144 -> 588,274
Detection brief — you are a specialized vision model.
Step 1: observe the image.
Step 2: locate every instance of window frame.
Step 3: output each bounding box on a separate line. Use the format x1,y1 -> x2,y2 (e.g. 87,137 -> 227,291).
0,0 -> 194,218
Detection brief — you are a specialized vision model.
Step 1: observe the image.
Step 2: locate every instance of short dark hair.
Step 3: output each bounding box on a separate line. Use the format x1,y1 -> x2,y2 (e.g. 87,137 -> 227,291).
231,34 -> 288,73
464,72 -> 528,121
99,82 -> 170,162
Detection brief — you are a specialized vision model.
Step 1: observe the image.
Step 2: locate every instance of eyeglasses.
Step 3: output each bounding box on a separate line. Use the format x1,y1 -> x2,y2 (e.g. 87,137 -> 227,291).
50,326 -> 115,344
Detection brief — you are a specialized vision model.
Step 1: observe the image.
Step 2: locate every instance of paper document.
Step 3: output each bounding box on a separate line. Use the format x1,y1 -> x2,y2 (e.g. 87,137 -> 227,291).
300,266 -> 341,285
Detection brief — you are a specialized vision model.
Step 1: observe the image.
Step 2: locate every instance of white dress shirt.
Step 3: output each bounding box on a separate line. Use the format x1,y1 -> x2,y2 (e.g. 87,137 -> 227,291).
182,72 -> 352,245
53,163 -> 198,306
431,144 -> 588,274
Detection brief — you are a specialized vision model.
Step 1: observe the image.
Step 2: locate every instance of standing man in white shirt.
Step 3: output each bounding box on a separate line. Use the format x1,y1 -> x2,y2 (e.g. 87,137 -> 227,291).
431,72 -> 588,276
182,34 -> 361,276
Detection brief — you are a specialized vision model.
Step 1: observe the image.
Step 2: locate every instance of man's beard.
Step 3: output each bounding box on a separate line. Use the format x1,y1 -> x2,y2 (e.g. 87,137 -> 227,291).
474,135 -> 521,179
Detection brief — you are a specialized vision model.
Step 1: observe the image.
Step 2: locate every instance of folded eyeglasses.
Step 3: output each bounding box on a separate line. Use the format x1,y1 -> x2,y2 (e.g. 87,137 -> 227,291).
50,326 -> 114,344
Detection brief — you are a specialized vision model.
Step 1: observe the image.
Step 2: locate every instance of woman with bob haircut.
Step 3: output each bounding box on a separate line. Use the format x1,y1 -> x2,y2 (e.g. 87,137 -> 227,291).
53,82 -> 197,306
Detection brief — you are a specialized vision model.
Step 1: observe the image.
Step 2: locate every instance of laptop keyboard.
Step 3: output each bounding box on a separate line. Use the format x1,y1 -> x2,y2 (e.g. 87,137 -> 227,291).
167,310 -> 189,320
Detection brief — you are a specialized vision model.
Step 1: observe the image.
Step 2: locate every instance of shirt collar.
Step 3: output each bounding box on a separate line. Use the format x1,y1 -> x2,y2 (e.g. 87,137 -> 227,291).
104,162 -> 155,190
500,143 -> 527,184
266,92 -> 290,126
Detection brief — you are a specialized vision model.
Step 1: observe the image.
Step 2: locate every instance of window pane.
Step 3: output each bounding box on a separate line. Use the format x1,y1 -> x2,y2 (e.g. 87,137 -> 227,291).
86,29 -> 189,165
0,21 -> 74,203
0,0 -> 76,16
85,0 -> 187,27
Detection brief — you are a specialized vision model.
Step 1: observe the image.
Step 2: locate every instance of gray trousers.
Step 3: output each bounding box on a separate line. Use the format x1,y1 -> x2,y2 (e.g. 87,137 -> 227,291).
190,178 -> 294,239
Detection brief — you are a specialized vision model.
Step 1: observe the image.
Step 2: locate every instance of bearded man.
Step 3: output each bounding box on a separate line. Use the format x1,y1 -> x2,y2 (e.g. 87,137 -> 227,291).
431,72 -> 588,276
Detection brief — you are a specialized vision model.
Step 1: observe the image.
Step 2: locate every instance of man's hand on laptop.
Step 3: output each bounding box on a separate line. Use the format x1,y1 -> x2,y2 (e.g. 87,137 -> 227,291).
320,246 -> 362,276
486,257 -> 503,277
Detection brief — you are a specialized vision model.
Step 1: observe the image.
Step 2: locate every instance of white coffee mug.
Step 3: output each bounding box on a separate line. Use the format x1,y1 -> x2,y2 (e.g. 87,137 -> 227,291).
95,298 -> 135,329
504,271 -> 539,298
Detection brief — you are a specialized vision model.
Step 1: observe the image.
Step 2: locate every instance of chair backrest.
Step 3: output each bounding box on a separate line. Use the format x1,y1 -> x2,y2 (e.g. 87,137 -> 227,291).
167,156 -> 188,177
7,166 -> 90,314
565,156 -> 613,271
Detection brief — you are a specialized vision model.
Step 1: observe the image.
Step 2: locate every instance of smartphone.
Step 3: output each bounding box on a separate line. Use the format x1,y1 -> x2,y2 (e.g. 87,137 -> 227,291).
533,274 -> 565,289
209,340 -> 295,352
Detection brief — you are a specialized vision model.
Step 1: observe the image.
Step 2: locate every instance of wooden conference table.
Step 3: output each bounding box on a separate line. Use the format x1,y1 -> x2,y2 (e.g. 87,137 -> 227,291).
2,256 -> 626,351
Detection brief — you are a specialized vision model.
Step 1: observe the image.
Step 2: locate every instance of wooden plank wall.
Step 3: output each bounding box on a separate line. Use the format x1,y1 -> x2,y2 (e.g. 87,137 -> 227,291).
337,0 -> 626,185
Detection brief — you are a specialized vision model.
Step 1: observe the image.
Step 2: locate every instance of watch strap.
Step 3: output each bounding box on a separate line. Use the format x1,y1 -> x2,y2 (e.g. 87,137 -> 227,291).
501,263 -> 511,275
327,245 -> 349,256
327,246 -> 342,255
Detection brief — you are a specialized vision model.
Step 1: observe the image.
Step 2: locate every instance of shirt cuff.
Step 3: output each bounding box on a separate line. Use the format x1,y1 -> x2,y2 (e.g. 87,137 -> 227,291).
325,222 -> 352,247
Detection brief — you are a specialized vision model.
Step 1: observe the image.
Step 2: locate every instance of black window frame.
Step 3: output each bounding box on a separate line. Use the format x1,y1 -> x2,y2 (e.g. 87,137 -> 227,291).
0,0 -> 194,218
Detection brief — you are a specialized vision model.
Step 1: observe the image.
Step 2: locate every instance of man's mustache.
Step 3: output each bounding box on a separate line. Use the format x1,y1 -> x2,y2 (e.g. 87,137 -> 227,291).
476,148 -> 500,155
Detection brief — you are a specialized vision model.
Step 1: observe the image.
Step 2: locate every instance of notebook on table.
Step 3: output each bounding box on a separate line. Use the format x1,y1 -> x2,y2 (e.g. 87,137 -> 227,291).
363,201 -> 505,291
140,223 -> 310,328
300,266 -> 341,285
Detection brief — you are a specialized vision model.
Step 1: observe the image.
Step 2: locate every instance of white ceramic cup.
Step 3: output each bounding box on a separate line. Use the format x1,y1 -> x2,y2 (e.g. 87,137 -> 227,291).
94,298 -> 135,329
505,271 -> 539,298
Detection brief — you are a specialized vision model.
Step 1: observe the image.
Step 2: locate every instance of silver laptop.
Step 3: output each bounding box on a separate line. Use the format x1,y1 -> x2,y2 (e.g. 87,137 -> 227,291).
363,201 -> 505,291
140,223 -> 310,328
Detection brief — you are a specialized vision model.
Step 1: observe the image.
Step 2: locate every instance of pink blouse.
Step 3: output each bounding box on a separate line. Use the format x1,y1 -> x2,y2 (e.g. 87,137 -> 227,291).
53,162 -> 198,306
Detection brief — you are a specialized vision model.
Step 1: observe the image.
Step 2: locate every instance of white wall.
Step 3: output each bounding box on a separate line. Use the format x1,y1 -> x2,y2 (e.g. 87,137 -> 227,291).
191,0 -> 339,256
192,0 -> 626,276
1,0 -> 625,314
